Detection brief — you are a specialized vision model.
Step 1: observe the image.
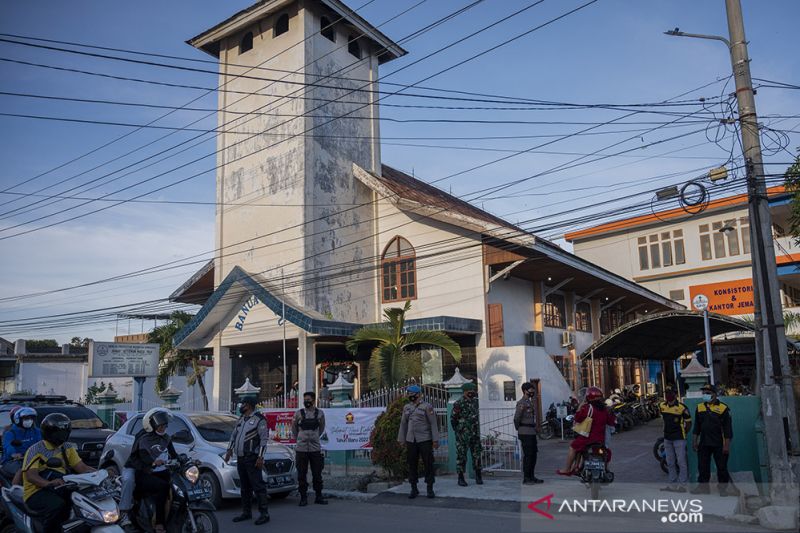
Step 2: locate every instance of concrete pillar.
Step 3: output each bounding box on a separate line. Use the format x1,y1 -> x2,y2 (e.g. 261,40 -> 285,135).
679,355 -> 710,398
233,377 -> 261,405
328,373 -> 354,407
160,382 -> 183,410
13,339 -> 25,355
213,343 -> 231,412
61,344 -> 70,355
96,387 -> 118,429
444,368 -> 471,475
297,332 -> 316,396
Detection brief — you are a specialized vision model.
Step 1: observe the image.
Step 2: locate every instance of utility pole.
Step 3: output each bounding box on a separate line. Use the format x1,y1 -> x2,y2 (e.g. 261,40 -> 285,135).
666,0 -> 799,503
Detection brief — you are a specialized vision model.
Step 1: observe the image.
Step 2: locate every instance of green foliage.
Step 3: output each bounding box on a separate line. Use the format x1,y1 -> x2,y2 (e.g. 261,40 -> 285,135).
84,381 -> 116,404
347,301 -> 462,389
70,337 -> 91,348
370,396 -> 411,480
784,151 -> 800,243
25,339 -> 58,352
148,311 -> 208,410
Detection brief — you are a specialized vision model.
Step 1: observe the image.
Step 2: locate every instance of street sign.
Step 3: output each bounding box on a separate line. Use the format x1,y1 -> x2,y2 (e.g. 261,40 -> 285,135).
692,293 -> 709,312
556,405 -> 568,419
88,341 -> 159,378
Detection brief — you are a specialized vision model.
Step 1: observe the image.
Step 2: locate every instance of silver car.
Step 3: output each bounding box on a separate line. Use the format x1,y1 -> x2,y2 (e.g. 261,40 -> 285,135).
99,411 -> 297,507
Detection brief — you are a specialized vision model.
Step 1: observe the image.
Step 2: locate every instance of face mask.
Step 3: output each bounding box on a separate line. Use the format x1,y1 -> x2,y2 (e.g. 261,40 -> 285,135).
156,428 -> 167,436
22,419 -> 33,429
702,394 -> 712,402
408,394 -> 418,402
303,400 -> 313,408
239,406 -> 250,416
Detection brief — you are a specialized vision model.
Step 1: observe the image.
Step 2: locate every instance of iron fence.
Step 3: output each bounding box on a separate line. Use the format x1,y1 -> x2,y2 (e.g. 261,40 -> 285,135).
478,407 -> 521,472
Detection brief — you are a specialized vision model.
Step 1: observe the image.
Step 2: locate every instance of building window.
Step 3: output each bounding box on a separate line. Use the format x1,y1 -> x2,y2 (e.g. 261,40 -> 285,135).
239,32 -> 253,54
782,284 -> 800,307
600,308 -> 623,335
274,13 -> 289,37
700,218 -> 749,261
544,293 -> 566,329
348,35 -> 361,59
320,16 -> 335,42
575,302 -> 591,332
381,236 -> 416,303
669,289 -> 686,301
637,230 -> 685,270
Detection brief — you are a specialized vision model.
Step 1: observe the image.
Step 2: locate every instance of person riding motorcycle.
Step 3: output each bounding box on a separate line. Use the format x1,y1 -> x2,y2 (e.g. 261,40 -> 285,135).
21,413 -> 96,532
2,407 -> 41,480
125,408 -> 178,533
557,387 -> 616,476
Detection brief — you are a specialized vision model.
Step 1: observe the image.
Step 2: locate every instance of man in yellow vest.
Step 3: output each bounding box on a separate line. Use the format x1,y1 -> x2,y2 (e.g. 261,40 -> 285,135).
691,384 -> 733,496
658,387 -> 692,492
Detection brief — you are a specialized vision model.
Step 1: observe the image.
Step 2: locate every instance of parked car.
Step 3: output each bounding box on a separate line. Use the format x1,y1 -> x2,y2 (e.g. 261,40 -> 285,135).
100,411 -> 297,507
0,395 -> 114,467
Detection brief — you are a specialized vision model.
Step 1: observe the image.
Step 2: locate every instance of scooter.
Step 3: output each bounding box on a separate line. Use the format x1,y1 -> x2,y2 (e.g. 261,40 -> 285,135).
575,442 -> 614,500
0,465 -> 122,533
123,453 -> 218,533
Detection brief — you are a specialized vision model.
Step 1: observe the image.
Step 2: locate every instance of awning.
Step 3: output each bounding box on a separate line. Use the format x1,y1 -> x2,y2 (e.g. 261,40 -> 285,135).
579,310 -> 754,361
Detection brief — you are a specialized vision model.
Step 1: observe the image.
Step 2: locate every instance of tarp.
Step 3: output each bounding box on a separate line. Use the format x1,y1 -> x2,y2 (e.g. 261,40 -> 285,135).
261,407 -> 385,450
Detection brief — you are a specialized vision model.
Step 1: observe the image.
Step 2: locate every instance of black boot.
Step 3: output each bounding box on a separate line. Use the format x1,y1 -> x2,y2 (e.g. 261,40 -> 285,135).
457,473 -> 468,487
254,494 -> 270,525
475,469 -> 483,485
408,483 -> 419,499
315,492 -> 328,505
299,493 -> 308,507
232,511 -> 252,523
426,483 -> 435,499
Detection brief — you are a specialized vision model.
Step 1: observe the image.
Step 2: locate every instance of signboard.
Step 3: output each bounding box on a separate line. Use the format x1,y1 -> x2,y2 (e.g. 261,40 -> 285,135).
88,341 -> 159,378
556,405 -> 568,419
689,278 -> 754,316
261,407 -> 385,450
691,294 -> 709,311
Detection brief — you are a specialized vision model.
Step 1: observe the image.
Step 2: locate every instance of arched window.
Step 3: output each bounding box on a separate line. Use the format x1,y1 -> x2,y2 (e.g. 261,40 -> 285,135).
347,35 -> 361,59
239,32 -> 253,54
381,236 -> 416,303
274,13 -> 289,37
320,16 -> 335,42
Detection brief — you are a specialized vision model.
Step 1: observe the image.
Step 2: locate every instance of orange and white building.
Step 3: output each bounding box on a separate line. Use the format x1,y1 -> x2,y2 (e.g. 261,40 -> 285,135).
565,186 -> 799,387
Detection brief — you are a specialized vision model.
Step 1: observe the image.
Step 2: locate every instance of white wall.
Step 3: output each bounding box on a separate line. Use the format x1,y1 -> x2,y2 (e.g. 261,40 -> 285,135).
486,277 -> 534,346
19,361 -> 88,400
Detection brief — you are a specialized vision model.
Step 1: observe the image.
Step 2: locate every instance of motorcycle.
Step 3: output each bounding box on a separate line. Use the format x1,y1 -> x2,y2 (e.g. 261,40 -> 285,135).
653,437 -> 680,475
121,452 -> 218,533
575,442 -> 614,500
0,465 -> 122,533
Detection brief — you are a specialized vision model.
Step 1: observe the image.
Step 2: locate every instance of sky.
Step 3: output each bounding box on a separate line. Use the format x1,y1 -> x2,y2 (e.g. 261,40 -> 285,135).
0,0 -> 798,343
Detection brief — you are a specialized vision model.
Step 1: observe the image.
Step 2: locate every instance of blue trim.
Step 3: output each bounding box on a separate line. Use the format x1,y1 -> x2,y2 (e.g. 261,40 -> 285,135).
769,194 -> 792,208
777,264 -> 800,277
173,266 -> 483,346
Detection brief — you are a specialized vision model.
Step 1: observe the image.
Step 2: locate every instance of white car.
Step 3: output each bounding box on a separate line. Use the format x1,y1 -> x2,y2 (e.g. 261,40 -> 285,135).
99,411 -> 297,507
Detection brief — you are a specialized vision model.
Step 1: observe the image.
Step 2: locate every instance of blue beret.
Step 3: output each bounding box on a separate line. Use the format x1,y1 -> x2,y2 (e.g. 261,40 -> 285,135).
407,385 -> 421,394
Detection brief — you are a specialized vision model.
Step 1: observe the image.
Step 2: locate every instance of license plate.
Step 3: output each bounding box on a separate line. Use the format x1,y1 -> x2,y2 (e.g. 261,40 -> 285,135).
586,458 -> 604,469
188,486 -> 211,500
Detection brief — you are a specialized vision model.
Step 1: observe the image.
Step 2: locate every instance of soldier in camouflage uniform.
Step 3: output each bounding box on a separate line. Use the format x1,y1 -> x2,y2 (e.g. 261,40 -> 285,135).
451,382 -> 483,487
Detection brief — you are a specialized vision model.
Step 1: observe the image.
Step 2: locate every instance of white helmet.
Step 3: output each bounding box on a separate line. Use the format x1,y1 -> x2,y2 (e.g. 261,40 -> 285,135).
142,408 -> 172,433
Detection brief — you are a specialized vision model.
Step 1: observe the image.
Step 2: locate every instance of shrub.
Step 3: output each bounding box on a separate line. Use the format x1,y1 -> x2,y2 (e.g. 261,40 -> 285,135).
370,396 -> 410,480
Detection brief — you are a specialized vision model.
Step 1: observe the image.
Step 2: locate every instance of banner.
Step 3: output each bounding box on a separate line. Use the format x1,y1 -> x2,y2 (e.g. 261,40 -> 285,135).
689,278 -> 754,315
261,407 -> 385,450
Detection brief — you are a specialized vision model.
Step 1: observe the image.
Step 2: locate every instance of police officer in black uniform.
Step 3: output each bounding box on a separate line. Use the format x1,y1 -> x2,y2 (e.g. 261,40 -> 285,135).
691,384 -> 733,496
225,397 -> 270,525
291,391 -> 327,506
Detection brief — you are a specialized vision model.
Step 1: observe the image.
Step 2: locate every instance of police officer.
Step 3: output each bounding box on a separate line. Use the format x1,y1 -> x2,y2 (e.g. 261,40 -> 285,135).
514,382 -> 542,484
658,387 -> 692,492
225,397 -> 270,525
291,391 -> 327,506
397,384 -> 439,499
691,384 -> 733,496
451,382 -> 482,487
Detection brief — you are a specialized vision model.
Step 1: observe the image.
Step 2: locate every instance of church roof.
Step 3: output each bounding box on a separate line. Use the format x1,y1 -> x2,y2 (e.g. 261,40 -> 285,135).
187,0 -> 406,62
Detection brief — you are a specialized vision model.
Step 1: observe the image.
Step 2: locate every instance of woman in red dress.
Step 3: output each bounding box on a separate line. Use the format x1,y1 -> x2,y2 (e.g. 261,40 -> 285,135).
557,387 -> 615,475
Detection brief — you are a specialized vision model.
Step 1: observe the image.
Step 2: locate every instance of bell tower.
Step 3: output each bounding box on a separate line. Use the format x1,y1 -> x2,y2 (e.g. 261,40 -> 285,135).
188,0 -> 405,323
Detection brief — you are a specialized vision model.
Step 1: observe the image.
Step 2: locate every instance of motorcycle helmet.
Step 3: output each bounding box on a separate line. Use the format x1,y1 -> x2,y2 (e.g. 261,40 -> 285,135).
8,406 -> 21,426
585,387 -> 604,403
13,406 -> 37,427
142,408 -> 172,433
41,413 -> 71,446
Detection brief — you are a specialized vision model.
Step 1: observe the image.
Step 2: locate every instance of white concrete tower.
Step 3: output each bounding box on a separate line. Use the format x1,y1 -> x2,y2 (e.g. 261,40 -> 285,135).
188,0 -> 405,323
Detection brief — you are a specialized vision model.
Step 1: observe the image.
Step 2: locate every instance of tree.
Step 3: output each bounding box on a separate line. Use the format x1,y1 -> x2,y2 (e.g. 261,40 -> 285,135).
24,339 -> 58,352
148,311 -> 209,411
70,337 -> 91,349
85,381 -> 115,404
784,151 -> 800,243
346,301 -> 462,389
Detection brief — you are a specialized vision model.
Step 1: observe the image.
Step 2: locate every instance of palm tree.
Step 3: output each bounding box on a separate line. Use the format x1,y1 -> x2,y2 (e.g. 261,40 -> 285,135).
148,311 -> 209,411
346,301 -> 462,389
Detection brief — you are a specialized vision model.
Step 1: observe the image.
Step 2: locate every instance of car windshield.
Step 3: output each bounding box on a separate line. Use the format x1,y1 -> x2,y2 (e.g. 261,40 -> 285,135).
36,406 -> 105,429
189,415 -> 237,443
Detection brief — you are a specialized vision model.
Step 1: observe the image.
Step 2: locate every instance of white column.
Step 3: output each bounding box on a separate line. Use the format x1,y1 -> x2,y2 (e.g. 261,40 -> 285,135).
213,343 -> 231,412
297,332 -> 315,395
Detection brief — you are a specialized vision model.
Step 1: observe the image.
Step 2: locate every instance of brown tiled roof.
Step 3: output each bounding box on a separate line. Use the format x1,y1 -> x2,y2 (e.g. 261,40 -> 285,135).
379,165 -> 522,233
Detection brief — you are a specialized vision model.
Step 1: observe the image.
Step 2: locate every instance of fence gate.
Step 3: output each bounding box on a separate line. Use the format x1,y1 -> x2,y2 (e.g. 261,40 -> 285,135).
479,408 -> 521,472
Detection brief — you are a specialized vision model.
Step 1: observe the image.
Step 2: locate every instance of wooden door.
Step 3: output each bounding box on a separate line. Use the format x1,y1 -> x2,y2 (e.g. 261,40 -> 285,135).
487,303 -> 504,347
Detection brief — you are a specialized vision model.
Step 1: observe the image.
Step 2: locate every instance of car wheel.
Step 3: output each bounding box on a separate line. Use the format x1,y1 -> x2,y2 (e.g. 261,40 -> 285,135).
199,470 -> 222,508
269,491 -> 292,499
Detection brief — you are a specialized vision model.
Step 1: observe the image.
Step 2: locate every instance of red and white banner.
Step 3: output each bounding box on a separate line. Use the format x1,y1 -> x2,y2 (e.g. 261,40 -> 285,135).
261,407 -> 385,450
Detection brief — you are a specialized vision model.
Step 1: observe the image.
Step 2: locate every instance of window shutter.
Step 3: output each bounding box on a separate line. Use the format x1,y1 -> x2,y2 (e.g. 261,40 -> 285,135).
487,303 -> 504,347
